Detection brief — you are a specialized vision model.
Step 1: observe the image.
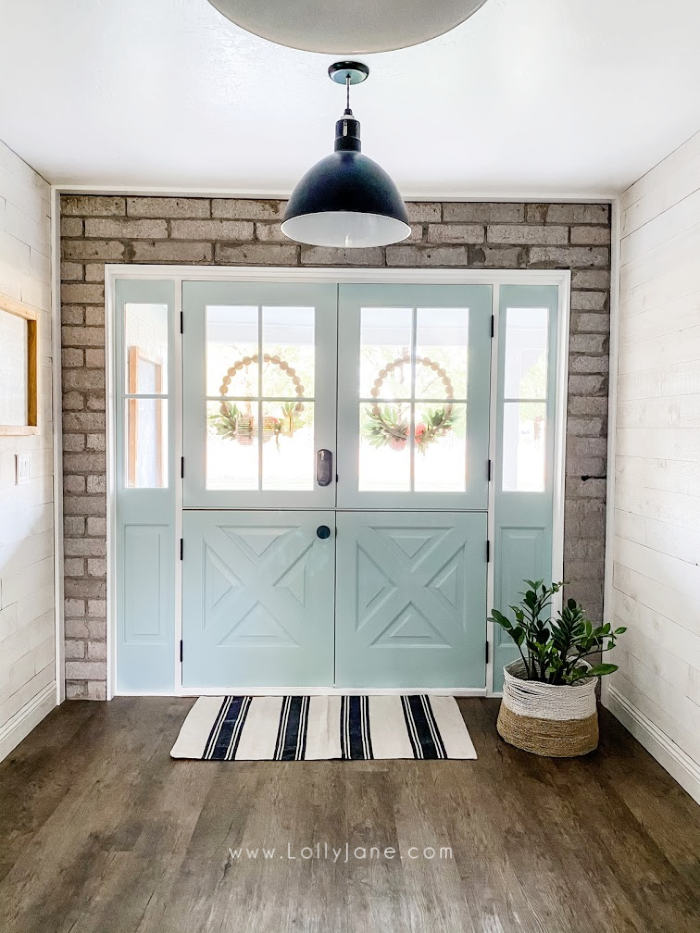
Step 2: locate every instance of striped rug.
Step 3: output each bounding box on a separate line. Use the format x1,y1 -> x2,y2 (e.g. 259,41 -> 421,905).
171,695 -> 477,761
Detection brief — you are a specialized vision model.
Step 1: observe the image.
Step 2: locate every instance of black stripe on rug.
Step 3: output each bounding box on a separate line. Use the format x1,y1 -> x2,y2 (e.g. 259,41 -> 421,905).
204,696 -> 252,760
401,695 -> 447,759
341,696 -> 374,760
274,696 -> 310,761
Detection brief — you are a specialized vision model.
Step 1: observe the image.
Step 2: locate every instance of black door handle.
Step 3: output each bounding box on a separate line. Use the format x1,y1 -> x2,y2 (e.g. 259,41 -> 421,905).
316,525 -> 331,540
316,449 -> 333,486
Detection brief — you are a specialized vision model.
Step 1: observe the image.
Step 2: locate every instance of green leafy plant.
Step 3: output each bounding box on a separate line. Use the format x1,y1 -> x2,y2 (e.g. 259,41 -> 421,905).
489,580 -> 626,685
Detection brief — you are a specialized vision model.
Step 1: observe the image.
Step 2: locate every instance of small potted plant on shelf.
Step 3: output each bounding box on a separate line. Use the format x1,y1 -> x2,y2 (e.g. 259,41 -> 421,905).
489,580 -> 626,757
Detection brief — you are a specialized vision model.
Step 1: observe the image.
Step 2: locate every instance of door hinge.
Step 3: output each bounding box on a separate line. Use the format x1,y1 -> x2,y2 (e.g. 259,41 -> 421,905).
180,456 -> 185,479
180,311 -> 184,334
490,314 -> 495,338
179,640 -> 183,663
487,459 -> 492,482
485,641 -> 490,665
180,538 -> 184,561
486,540 -> 490,562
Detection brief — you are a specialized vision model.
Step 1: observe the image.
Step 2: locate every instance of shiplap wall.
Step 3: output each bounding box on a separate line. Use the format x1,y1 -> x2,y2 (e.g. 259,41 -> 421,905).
611,128 -> 700,799
0,139 -> 55,760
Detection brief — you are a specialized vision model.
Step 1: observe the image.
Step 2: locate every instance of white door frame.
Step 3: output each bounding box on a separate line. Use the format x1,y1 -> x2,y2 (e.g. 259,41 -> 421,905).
105,265 -> 570,699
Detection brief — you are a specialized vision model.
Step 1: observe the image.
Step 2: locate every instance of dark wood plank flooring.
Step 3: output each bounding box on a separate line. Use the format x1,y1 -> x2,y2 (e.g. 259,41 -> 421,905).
0,698 -> 699,933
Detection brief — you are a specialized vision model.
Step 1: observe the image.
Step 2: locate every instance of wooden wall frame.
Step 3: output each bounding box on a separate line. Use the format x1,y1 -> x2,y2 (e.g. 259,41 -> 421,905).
0,293 -> 39,436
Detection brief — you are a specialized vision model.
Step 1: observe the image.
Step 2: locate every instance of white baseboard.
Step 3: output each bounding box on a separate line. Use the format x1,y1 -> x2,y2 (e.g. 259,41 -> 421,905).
605,685 -> 700,806
0,682 -> 57,763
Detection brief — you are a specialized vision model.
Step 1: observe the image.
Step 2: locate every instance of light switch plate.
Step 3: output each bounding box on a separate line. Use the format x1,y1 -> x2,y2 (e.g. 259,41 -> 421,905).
16,453 -> 31,485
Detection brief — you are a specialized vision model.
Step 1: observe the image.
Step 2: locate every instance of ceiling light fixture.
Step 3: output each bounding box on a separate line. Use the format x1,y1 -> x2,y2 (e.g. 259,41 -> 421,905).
281,62 -> 410,249
207,0 -> 489,54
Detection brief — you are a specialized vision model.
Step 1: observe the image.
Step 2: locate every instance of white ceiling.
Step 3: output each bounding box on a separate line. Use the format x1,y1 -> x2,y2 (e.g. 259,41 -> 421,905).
1,0 -> 700,197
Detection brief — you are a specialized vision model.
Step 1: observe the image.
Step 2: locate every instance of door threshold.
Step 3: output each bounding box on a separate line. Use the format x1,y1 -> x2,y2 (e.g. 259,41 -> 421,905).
173,687 -> 488,697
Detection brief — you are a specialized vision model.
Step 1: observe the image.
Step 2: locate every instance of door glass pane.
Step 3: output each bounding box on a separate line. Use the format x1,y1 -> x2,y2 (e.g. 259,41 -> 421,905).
360,307 -> 412,400
206,400 -> 258,490
125,303 -> 168,389
415,308 -> 469,399
262,306 -> 315,398
502,401 -> 546,492
359,403 -> 411,491
125,399 -> 168,488
414,403 -> 467,492
504,307 -> 548,400
262,401 -> 314,490
206,305 -> 258,397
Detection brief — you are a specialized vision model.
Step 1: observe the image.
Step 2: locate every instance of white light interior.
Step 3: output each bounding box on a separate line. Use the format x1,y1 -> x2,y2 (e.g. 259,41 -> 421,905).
281,212 -> 411,248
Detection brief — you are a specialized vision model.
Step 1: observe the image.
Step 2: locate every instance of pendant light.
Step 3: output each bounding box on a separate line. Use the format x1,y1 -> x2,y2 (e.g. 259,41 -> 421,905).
281,62 -> 410,249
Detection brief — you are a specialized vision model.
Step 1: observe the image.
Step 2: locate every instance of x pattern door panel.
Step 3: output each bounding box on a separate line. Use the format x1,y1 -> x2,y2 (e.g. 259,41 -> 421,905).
182,511 -> 335,689
335,512 -> 488,688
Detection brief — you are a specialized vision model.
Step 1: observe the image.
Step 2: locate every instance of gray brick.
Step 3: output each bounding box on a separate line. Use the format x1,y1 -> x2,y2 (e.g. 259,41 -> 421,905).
87,680 -> 107,700
85,307 -> 105,327
545,204 -> 610,224
570,226 -> 611,246
488,225 -> 568,245
567,477 -> 607,500
63,452 -> 106,473
87,600 -> 106,619
84,218 -> 168,238
572,312 -> 610,335
64,598 -> 86,617
85,349 -> 105,369
127,197 -> 210,218
300,246 -> 384,266
86,475 -> 106,494
62,196 -> 126,217
62,239 -> 125,261
131,241 -> 212,263
86,517 -> 106,537
170,219 -> 255,240
84,263 -> 105,283
386,245 -> 468,266
215,243 -> 298,265
65,578 -> 106,598
62,326 -> 105,348
569,355 -> 609,375
62,348 -> 84,368
64,538 -> 107,557
570,334 -> 607,354
568,374 -> 607,396
88,559 -> 106,577
567,416 -> 605,437
66,682 -> 89,699
468,246 -> 524,268
65,661 -> 106,681
405,202 -> 441,222
64,558 -> 85,577
64,517 -> 86,536
63,475 -> 85,494
443,203 -> 525,223
427,224 -> 484,244
62,368 -> 104,389
571,290 -> 607,311
255,222 -> 286,242
568,397 -> 608,416
61,283 -> 105,304
86,433 -> 106,451
63,496 -> 106,517
62,434 -> 86,452
61,217 -> 84,237
87,641 -> 107,661
528,246 -> 609,267
65,619 -> 89,638
212,199 -> 285,220
61,306 -> 84,325
61,261 -> 83,281
572,270 -> 611,290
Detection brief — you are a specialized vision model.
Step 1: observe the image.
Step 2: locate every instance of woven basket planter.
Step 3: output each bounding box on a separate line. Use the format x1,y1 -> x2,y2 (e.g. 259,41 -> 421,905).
497,660 -> 599,757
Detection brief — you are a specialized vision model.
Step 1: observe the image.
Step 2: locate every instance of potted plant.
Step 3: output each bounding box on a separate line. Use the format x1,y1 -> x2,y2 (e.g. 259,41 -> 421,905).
489,580 -> 626,757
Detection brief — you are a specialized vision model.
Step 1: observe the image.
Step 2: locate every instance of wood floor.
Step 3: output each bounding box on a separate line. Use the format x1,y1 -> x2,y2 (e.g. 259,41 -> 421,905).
0,698 -> 699,933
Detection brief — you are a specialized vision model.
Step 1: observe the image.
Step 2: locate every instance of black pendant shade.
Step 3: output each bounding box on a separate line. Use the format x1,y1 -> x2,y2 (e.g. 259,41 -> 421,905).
282,66 -> 410,248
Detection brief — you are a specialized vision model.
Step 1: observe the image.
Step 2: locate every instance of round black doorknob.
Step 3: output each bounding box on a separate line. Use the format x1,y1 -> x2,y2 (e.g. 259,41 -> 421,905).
316,525 -> 331,539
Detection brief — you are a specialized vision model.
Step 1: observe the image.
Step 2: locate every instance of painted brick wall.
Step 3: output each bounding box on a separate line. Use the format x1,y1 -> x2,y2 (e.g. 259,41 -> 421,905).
0,140 -> 55,748
60,196 -> 611,699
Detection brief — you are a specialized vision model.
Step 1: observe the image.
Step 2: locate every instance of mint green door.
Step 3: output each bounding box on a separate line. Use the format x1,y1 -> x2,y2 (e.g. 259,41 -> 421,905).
180,281 -> 493,690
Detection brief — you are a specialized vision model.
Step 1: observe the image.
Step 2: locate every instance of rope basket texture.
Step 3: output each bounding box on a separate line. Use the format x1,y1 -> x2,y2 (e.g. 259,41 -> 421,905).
497,659 -> 599,757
